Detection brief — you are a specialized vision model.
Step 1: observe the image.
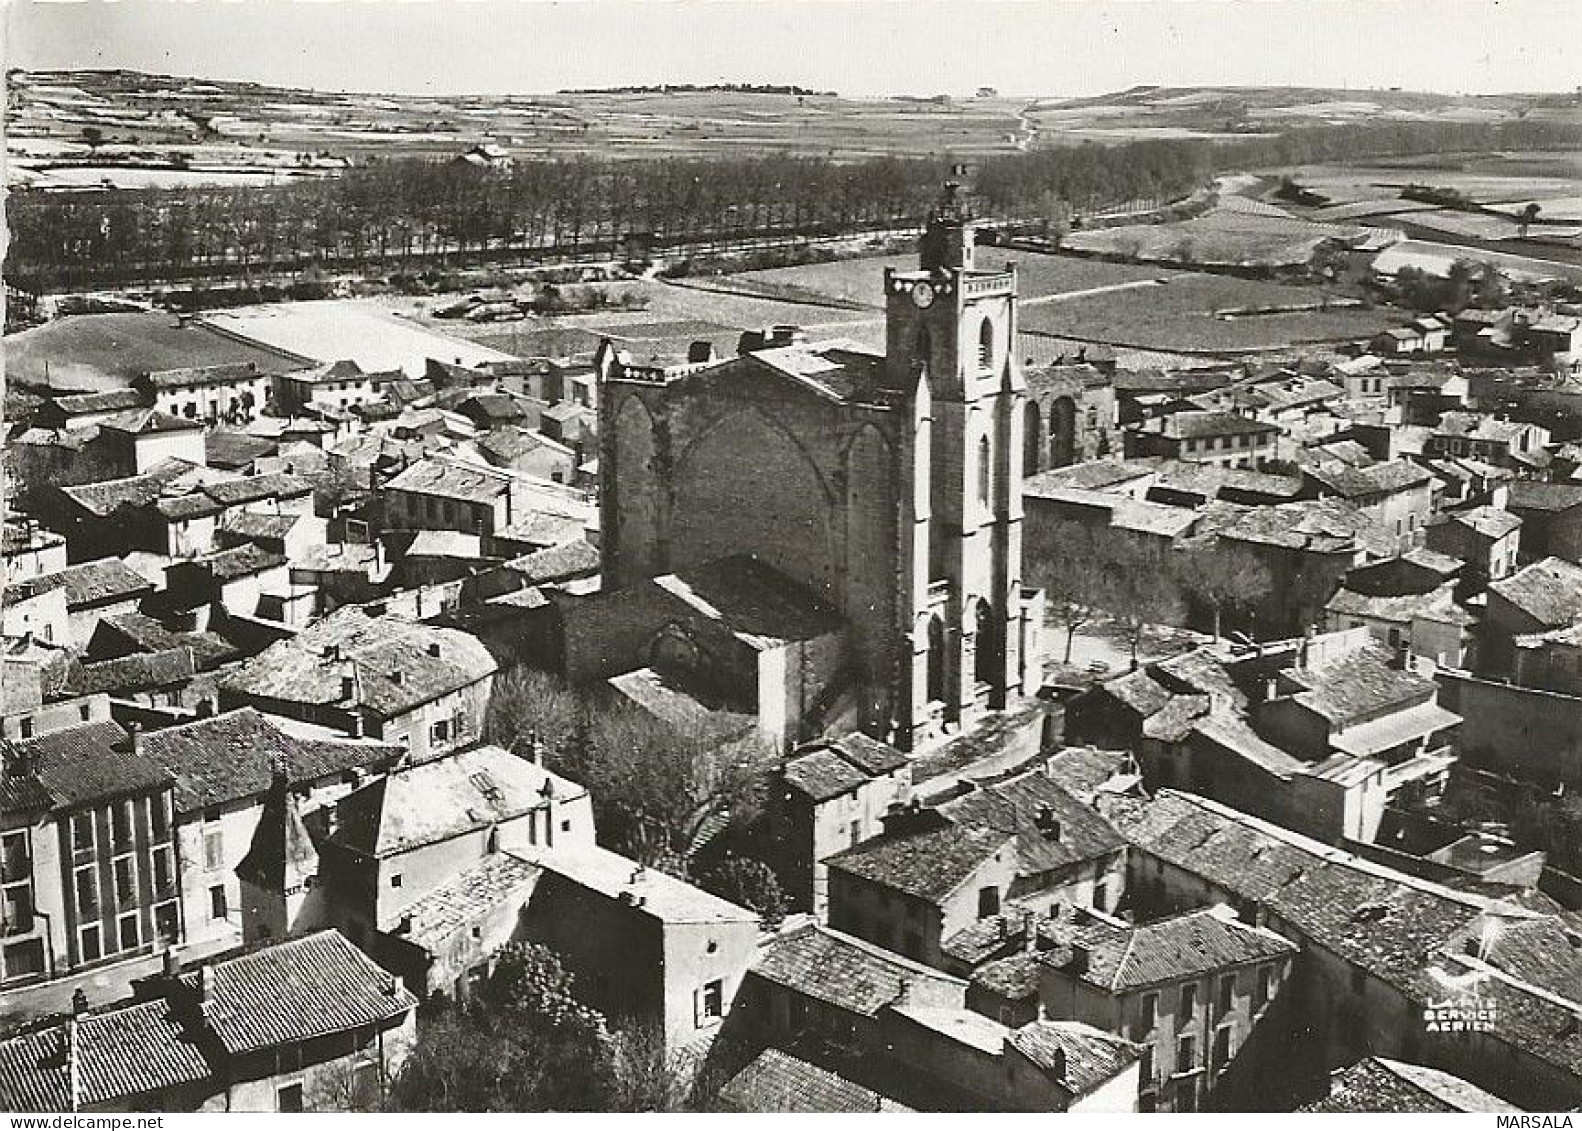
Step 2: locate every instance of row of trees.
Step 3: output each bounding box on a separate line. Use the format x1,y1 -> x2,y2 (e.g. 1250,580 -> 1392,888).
17,115 -> 1577,292
1027,520 -> 1274,667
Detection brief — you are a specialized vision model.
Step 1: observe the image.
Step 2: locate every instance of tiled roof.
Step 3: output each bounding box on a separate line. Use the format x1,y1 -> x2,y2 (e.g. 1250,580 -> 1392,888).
98,408 -> 203,436
219,509 -> 303,542
1489,557 -> 1582,628
1041,904 -> 1296,993
783,746 -> 869,802
0,998 -> 209,1112
1443,504 -> 1522,540
16,720 -> 173,808
971,951 -> 1044,1000
1303,1057 -> 1519,1113
607,667 -> 757,740
1193,498 -> 1395,557
503,539 -> 599,585
1142,410 -> 1280,440
327,744 -> 583,861
782,732 -> 908,803
202,471 -> 311,507
145,362 -> 261,389
65,648 -> 195,696
186,929 -> 415,1055
220,607 -> 496,718
385,457 -> 511,504
139,707 -> 399,815
94,612 -> 241,670
1190,712 -> 1304,778
1282,640 -> 1436,724
10,559 -> 153,609
1507,481 -> 1582,514
1305,459 -> 1433,499
751,923 -> 965,1018
1007,1020 -> 1141,1098
1101,789 -> 1582,1087
396,852 -> 543,952
656,556 -> 844,648
715,1048 -> 911,1113
827,820 -> 1014,903
525,843 -> 758,927
50,388 -> 150,415
1041,746 -> 1138,803
942,770 -> 1126,872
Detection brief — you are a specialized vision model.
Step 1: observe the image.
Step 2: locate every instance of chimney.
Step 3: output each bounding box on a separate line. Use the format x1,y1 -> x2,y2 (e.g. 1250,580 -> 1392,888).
1047,1046 -> 1067,1081
395,913 -> 412,936
198,964 -> 215,1002
71,988 -> 89,1016
348,711 -> 365,740
340,661 -> 358,704
1035,804 -> 1061,842
390,670 -> 405,687
127,721 -> 142,759
162,948 -> 182,979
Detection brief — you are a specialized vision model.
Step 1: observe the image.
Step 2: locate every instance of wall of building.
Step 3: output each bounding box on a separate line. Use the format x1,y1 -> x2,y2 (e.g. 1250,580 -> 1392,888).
1436,670 -> 1582,785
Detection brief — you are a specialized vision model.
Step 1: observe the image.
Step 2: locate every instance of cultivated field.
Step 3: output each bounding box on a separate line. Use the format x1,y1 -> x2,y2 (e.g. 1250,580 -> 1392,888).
13,71 -> 1580,188
1059,205 -> 1361,270
705,253 -> 1169,309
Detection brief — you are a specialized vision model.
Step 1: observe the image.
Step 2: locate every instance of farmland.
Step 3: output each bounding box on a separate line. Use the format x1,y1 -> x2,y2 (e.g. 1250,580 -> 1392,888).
604,249 -> 1397,358
1059,203 -> 1363,270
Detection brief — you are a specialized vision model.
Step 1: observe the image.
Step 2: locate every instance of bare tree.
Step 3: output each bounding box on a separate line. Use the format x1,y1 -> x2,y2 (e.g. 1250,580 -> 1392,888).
1173,542 -> 1274,641
1101,540 -> 1186,669
1024,519 -> 1110,664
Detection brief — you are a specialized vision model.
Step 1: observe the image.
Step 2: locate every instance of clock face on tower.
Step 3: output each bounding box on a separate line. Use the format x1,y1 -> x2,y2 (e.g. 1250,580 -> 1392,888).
910,281 -> 936,309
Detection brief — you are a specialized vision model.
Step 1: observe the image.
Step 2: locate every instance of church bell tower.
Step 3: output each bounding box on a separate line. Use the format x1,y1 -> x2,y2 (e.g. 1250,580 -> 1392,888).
883,178 -> 1037,749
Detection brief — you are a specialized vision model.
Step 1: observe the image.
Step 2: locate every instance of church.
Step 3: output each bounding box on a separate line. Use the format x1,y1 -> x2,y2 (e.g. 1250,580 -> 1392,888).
577,182 -> 1045,751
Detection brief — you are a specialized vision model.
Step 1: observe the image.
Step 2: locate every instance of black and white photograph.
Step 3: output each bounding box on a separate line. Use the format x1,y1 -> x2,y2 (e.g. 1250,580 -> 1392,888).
2,0 -> 1580,1116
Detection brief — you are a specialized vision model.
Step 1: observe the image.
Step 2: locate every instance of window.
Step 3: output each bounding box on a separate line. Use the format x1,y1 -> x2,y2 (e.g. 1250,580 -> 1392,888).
80,924 -> 102,963
1181,982 -> 1199,1019
977,436 -> 992,506
72,813 -> 95,855
149,795 -> 171,842
203,828 -> 224,872
1093,879 -> 1108,912
700,979 -> 724,1022
849,819 -> 862,847
1213,1024 -> 1232,1071
0,832 -> 27,877
1217,973 -> 1235,1016
430,719 -> 451,746
390,874 -> 403,889
152,847 -> 175,896
118,912 -> 140,952
277,1083 -> 304,1113
977,885 -> 1000,919
1176,1033 -> 1196,1073
1176,1076 -> 1198,1112
978,317 -> 995,371
1140,991 -> 1158,1033
19,718 -> 33,739
75,867 -> 99,918
210,884 -> 228,921
1139,1044 -> 1154,1083
113,857 -> 136,906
